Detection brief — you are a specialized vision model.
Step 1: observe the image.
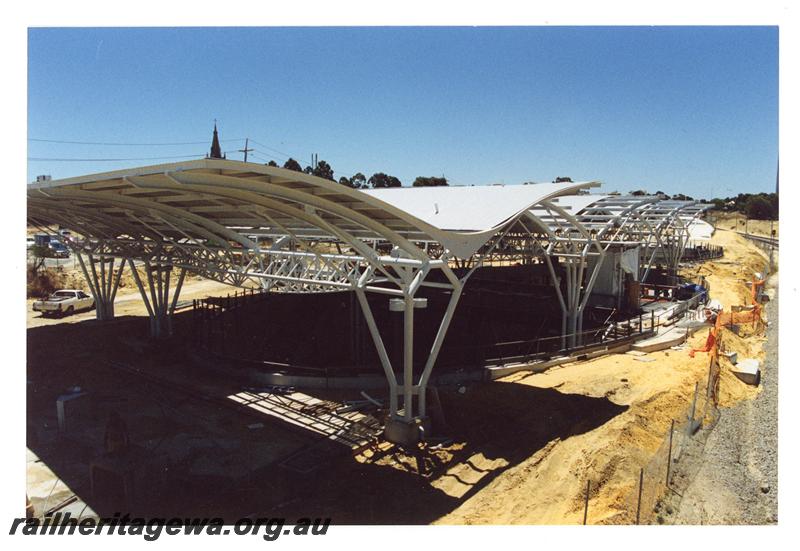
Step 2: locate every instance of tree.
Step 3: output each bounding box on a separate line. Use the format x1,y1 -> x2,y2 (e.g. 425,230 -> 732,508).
768,193 -> 779,219
672,193 -> 694,201
350,172 -> 367,189
629,189 -> 647,196
368,173 -> 402,188
553,176 -> 573,183
745,195 -> 774,220
283,158 -> 303,172
338,176 -> 352,187
30,245 -> 49,274
312,160 -> 335,181
266,160 -> 278,167
412,176 -> 448,187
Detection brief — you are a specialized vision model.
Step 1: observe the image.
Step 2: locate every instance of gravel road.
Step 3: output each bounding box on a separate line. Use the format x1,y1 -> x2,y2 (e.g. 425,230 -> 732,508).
674,273 -> 778,524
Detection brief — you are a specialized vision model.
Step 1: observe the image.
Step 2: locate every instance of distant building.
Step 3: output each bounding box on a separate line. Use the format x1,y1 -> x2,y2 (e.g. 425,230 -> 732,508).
206,122 -> 226,160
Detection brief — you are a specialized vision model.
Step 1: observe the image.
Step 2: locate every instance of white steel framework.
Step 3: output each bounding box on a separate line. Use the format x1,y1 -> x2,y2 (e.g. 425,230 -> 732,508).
27,160 -> 597,435
27,161 -> 710,437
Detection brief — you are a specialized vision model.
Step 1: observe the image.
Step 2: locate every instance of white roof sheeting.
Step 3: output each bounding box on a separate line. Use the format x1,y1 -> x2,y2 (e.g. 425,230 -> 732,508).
547,194 -> 609,215
687,219 -> 714,241
363,184 -> 599,232
27,160 -> 597,259
363,182 -> 599,256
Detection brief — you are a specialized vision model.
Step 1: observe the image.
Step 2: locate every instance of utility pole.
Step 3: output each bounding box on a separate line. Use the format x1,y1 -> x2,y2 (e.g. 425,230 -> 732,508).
238,138 -> 254,163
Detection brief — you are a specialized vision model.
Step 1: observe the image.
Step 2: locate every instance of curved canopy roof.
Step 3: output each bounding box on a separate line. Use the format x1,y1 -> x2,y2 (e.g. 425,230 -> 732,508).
27,159 -> 597,259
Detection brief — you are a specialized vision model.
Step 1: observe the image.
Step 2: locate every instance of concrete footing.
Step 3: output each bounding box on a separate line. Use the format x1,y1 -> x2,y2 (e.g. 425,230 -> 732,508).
732,358 -> 761,386
384,417 -> 429,447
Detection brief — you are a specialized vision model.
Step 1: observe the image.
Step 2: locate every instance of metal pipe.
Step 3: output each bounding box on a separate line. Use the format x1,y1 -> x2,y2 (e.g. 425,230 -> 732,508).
354,288 -> 398,417
403,294 -> 415,421
128,258 -> 155,319
169,267 -> 187,314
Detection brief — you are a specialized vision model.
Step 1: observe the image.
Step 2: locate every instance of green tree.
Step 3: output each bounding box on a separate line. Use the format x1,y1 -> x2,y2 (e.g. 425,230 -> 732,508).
338,176 -> 352,187
553,176 -> 573,183
283,158 -> 303,172
745,195 -> 774,220
369,173 -> 402,188
312,160 -> 335,181
266,160 -> 278,167
412,176 -> 448,187
350,172 -> 367,189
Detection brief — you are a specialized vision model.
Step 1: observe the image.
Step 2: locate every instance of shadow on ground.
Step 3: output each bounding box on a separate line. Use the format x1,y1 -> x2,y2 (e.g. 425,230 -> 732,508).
27,312 -> 626,524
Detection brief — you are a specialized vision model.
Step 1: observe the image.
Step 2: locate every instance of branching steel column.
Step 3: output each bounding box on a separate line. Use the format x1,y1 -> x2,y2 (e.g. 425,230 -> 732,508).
128,258 -> 186,338
75,253 -> 125,320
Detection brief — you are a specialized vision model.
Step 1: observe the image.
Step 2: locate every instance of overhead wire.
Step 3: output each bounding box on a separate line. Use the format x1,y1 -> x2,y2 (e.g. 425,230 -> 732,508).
28,138 -> 246,146
28,135 -> 380,183
28,154 -> 207,162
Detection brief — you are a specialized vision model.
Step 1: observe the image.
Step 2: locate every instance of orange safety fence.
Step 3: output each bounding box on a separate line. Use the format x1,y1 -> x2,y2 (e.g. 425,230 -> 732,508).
689,328 -> 716,358
689,276 -> 765,358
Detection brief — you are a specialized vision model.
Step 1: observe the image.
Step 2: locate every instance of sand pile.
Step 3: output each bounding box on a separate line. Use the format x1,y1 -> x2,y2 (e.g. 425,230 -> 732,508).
682,230 -> 769,310
433,236 -> 772,524
713,213 -> 778,238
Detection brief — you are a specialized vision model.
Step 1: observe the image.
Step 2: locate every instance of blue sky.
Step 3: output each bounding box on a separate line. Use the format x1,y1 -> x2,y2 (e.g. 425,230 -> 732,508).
27,26 -> 778,198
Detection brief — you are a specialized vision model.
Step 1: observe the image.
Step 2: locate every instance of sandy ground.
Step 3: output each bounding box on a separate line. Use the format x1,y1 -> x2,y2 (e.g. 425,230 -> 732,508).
27,275 -> 236,328
673,273 -> 778,524
25,225 -> 772,524
711,213 -> 778,238
431,227 -> 771,524
681,229 -> 771,310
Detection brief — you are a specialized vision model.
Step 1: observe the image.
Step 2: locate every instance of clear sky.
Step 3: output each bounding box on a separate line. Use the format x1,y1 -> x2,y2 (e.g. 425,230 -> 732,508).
27,26 -> 778,198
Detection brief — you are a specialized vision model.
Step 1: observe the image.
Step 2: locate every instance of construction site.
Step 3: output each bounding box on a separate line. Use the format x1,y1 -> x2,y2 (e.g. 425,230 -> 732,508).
25,159 -> 778,525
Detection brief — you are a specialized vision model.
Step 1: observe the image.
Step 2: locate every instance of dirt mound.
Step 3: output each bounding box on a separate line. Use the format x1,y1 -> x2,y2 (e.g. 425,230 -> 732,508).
682,230 -> 770,309
27,267 -> 90,298
713,213 -> 778,238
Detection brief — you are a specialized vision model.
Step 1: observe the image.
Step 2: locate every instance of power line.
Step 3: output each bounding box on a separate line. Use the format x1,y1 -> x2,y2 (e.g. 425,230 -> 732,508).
28,138 -> 245,146
248,139 -> 296,161
28,154 -> 207,162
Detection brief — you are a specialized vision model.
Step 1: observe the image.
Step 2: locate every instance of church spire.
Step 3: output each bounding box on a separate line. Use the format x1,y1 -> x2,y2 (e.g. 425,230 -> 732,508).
207,120 -> 225,159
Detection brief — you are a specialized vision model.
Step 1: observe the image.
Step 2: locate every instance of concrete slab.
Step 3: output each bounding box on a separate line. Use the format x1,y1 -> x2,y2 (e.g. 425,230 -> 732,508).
632,326 -> 688,354
676,319 -> 712,336
732,358 -> 761,386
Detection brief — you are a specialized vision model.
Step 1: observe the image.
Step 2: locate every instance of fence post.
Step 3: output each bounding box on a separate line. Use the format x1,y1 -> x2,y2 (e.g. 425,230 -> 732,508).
635,467 -> 644,525
688,382 -> 699,434
583,479 -> 591,525
666,419 -> 675,487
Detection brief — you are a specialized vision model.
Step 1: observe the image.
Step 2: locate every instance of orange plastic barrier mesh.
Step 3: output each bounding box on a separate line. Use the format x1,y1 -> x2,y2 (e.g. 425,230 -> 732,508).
688,276 -> 765,357
689,328 -> 716,358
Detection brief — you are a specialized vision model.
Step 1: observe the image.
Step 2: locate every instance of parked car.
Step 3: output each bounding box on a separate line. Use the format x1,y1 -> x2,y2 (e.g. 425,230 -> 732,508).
32,290 -> 95,317
26,236 -> 35,249
34,233 -> 51,248
48,241 -> 70,258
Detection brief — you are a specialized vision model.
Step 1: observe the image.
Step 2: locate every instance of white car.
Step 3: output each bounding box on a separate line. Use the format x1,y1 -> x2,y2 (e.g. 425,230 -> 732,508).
32,290 -> 95,317
26,236 -> 35,249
